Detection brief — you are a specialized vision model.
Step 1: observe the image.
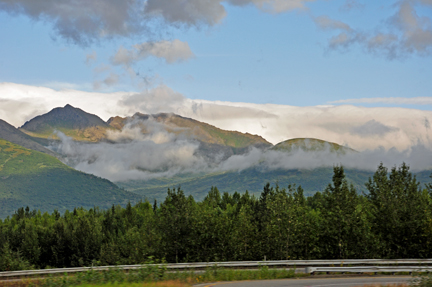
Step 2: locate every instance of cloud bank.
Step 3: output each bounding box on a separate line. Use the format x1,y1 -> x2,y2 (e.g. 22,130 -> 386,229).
1,82 -> 432,153
50,123 -> 432,183
331,97 -> 432,106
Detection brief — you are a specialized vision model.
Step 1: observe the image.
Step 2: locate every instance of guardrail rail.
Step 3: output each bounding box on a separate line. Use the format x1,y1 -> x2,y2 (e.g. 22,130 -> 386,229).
1,259 -> 432,279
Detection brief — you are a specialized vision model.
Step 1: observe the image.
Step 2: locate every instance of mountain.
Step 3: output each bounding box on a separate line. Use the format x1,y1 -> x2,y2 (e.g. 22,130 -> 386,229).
0,139 -> 141,218
271,138 -> 355,154
118,166 -> 432,204
0,119 -> 59,158
107,112 -> 272,149
117,167 -> 373,203
19,104 -> 114,142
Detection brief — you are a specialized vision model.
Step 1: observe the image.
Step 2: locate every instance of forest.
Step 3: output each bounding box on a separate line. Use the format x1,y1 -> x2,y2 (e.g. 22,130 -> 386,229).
1,163 -> 432,271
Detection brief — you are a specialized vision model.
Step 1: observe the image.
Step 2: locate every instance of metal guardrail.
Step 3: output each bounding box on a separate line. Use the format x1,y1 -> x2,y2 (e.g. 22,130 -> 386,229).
1,259 -> 432,278
306,266 -> 432,274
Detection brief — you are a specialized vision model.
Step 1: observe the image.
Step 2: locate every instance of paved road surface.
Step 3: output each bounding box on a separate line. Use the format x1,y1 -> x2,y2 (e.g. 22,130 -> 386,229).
197,276 -> 411,287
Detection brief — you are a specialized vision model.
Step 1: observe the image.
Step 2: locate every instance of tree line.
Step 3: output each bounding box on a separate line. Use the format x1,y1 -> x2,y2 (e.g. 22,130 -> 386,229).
1,163 -> 432,271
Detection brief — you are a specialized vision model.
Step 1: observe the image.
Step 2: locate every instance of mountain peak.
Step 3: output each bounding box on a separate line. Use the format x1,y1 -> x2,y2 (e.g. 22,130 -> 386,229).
272,138 -> 356,154
19,105 -> 112,142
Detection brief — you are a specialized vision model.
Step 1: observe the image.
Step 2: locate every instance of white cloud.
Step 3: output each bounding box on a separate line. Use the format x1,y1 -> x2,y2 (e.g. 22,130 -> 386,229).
0,82 -> 133,125
111,40 -> 195,66
1,82 -> 432,153
52,127 -> 432,183
350,120 -> 399,136
316,0 -> 432,59
331,97 -> 432,105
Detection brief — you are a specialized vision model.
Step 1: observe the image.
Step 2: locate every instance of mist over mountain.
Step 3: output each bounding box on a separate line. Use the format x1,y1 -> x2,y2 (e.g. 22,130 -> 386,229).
6,104 -> 432,202
0,138 -> 140,218
2,83 -> 432,153
108,112 -> 271,149
34,105 -> 431,182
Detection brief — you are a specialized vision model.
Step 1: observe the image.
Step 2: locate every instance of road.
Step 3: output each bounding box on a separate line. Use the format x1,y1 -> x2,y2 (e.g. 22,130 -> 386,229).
197,276 -> 411,287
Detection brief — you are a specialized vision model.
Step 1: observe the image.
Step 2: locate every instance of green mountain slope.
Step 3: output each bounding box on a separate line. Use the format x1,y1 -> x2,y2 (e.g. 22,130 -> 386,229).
108,112 -> 271,149
0,139 -> 140,218
19,104 -> 115,142
0,119 -> 59,158
117,167 -> 373,203
118,166 -> 432,204
272,138 -> 355,154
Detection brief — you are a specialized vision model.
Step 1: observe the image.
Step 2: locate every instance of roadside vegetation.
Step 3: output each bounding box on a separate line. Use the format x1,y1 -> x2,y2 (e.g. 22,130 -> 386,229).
0,265 -> 300,287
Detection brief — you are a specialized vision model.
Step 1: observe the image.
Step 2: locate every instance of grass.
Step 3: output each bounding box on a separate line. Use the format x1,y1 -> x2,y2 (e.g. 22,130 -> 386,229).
0,266 -> 302,287
1,267 -> 428,287
74,282 -> 190,287
21,127 -> 112,142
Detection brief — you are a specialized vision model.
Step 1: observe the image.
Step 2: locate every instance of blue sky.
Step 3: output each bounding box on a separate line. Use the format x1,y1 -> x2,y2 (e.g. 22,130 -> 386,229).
0,0 -> 432,111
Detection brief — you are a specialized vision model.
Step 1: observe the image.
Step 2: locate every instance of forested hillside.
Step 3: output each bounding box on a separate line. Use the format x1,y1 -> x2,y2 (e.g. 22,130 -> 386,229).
1,163 -> 431,271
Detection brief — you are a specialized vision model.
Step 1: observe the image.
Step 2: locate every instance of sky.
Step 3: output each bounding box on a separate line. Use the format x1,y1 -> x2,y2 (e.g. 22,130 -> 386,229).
0,0 -> 431,106
1,0 -> 432,153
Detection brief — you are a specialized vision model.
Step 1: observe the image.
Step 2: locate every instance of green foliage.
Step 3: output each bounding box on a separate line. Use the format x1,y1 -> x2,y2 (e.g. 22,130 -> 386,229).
0,242 -> 33,271
1,162 -> 432,272
38,265 -> 299,287
412,273 -> 432,287
366,163 -> 430,258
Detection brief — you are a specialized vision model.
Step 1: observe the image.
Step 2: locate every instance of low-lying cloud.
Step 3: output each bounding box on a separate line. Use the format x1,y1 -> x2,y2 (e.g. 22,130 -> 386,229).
350,120 -> 399,136
1,83 -> 432,153
52,121 -> 207,181
331,96 -> 432,106
48,118 -> 432,183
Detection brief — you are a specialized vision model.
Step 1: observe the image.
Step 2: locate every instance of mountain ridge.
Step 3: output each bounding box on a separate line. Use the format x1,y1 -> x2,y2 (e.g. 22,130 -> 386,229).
108,112 -> 272,149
